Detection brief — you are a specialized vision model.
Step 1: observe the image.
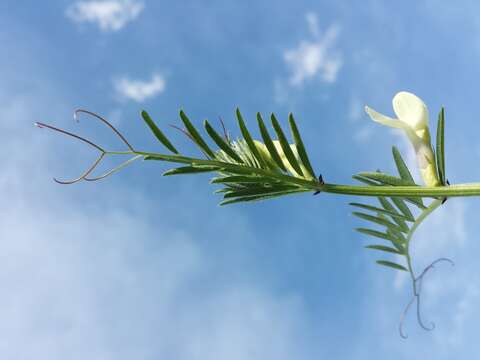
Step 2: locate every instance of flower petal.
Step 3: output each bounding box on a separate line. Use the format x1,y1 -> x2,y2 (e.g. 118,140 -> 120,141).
364,106 -> 409,130
392,91 -> 428,130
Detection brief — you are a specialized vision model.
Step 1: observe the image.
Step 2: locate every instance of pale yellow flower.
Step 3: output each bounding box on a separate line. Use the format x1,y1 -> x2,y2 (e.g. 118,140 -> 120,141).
365,91 -> 439,186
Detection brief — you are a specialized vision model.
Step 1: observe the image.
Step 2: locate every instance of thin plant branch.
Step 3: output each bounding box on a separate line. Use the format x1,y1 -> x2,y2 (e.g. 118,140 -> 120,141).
399,295 -> 416,339
36,110 -> 141,184
54,153 -> 105,184
218,116 -> 230,143
169,124 -> 194,142
84,155 -> 143,181
35,121 -> 105,152
399,257 -> 455,338
74,109 -> 135,151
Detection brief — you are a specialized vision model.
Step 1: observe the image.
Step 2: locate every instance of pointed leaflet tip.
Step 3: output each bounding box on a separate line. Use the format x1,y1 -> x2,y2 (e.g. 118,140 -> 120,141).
288,113 -> 316,179
365,245 -> 403,255
179,110 -> 216,158
391,146 -> 415,184
376,260 -> 408,271
270,113 -> 304,176
204,119 -> 244,163
141,110 -> 178,154
257,112 -> 287,171
436,107 -> 446,185
235,111 -> 267,168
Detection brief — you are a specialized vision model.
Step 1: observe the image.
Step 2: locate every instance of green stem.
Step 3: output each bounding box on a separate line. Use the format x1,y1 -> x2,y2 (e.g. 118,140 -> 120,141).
404,199 -> 443,295
322,183 -> 480,198
111,150 -> 480,198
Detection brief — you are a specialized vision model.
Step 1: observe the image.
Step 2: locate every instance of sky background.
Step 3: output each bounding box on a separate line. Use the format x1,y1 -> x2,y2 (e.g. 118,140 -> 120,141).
2,1 -> 480,359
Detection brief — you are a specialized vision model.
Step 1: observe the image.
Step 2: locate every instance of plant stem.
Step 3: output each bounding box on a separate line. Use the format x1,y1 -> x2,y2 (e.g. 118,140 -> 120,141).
404,199 -> 443,295
111,150 -> 480,198
321,183 -> 480,198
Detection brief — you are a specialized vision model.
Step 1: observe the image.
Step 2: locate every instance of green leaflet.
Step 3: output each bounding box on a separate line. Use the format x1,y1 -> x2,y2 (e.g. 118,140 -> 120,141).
288,113 -> 316,179
214,188 -> 231,194
236,109 -> 267,168
211,175 -> 271,184
355,228 -> 392,242
204,120 -> 244,163
358,172 -> 415,187
376,260 -> 408,272
436,107 -> 446,185
386,228 -> 407,252
223,184 -> 299,199
352,175 -> 382,186
378,197 -> 409,232
390,197 -> 415,222
349,202 -> 410,221
144,153 -> 199,164
179,110 -> 216,158
257,113 -> 287,171
141,110 -> 178,154
392,146 -> 415,184
386,225 -> 407,244
270,113 -> 304,176
365,245 -> 403,255
390,149 -> 427,208
163,165 -> 219,176
404,197 -> 427,210
219,188 -> 307,205
357,170 -> 425,209
352,212 -> 406,234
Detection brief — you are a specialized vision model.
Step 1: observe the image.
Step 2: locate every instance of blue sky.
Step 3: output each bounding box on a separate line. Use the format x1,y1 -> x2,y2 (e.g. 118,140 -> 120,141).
2,0 -> 480,358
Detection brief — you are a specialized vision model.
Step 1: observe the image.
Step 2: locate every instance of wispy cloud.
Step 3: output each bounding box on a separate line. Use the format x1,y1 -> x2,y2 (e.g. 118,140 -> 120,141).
353,126 -> 373,143
283,13 -> 342,87
66,0 -> 144,32
114,73 -> 166,102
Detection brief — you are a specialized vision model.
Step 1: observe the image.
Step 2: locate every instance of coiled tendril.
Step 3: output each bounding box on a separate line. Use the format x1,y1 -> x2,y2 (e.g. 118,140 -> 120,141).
399,257 -> 455,338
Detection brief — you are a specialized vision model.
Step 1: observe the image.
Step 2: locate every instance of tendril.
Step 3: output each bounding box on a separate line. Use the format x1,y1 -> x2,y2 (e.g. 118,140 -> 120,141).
399,257 -> 455,338
74,109 -> 135,151
169,124 -> 194,142
169,124 -> 212,159
84,155 -> 143,181
218,116 -> 230,143
35,110 -> 139,183
399,295 -> 415,339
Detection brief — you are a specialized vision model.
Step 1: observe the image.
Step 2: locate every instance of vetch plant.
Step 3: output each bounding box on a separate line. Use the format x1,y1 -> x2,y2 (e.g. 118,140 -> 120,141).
37,91 -> 475,338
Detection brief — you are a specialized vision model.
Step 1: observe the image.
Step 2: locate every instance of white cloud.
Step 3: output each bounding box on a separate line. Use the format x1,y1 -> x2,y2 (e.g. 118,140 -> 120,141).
114,73 -> 166,102
283,14 -> 342,87
66,0 -> 144,32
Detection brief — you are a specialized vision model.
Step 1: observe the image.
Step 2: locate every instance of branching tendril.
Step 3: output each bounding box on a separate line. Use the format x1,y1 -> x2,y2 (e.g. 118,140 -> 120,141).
35,109 -> 141,184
